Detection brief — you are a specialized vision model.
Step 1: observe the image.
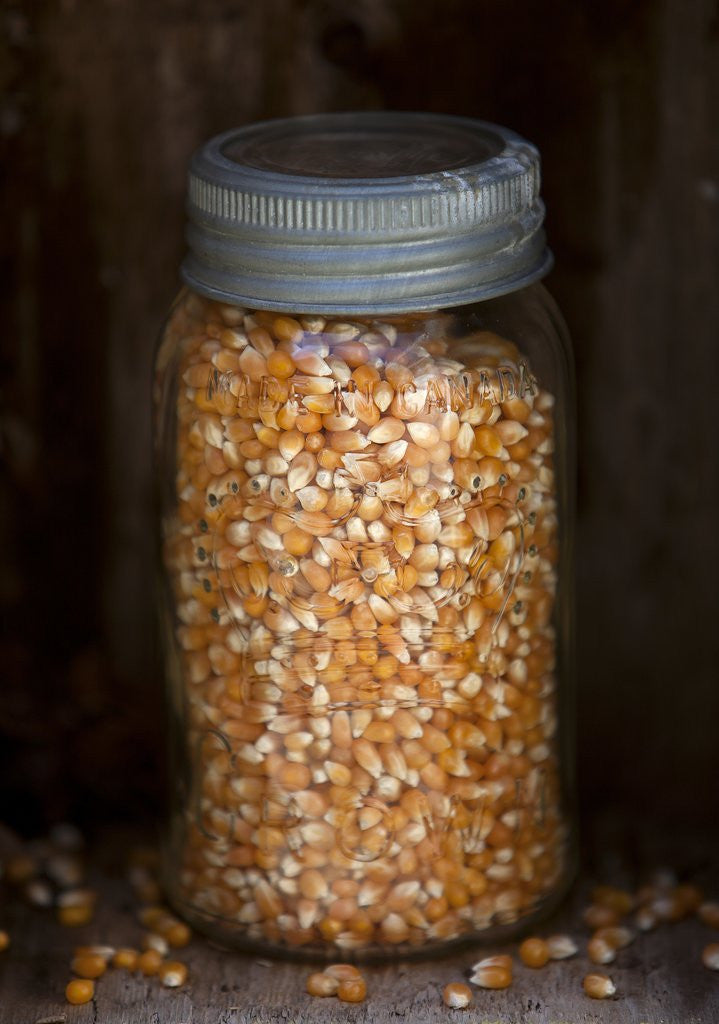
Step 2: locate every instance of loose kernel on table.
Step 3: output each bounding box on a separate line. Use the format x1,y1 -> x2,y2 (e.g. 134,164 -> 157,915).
74,944 -> 115,963
65,979 -> 95,1005
593,925 -> 634,949
57,889 -> 96,927
139,905 -> 168,930
702,943 -> 719,970
518,936 -> 550,968
137,949 -> 164,976
470,955 -> 513,989
635,905 -> 658,932
112,948 -> 139,970
163,919 -> 192,948
546,934 -> 577,959
142,931 -> 170,955
591,885 -> 634,916
443,982 -> 472,1008
587,936 -> 615,965
306,972 -> 339,997
338,977 -> 368,1003
70,954 -> 108,979
673,884 -> 703,915
583,973 -> 616,999
57,904 -> 94,927
159,960 -> 189,988
583,904 -> 620,930
325,963 -> 362,981
0,930 -> 9,952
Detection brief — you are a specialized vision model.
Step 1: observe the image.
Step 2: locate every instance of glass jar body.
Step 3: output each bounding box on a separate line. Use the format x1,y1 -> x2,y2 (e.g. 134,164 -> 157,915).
154,282 -> 576,960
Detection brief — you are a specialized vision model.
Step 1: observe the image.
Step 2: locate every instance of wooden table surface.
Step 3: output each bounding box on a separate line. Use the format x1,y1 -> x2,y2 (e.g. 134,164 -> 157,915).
1,823 -> 717,1024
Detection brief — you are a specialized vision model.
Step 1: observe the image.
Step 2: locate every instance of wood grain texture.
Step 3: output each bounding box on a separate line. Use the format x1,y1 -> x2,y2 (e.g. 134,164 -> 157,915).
1,0 -> 718,831
1,825 -> 717,1024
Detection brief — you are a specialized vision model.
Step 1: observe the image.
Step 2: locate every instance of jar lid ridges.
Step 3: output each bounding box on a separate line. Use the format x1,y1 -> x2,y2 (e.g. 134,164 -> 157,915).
182,111 -> 551,314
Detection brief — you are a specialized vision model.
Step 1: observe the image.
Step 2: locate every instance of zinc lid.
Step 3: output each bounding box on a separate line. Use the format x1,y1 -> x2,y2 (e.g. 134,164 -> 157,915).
181,111 -> 552,314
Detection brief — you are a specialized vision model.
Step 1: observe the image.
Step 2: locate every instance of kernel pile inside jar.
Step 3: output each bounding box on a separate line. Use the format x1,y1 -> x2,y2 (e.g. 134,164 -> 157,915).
159,288 -> 567,956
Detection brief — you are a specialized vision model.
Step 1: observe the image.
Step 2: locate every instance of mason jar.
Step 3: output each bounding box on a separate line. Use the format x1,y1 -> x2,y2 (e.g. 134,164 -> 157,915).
154,112 -> 576,959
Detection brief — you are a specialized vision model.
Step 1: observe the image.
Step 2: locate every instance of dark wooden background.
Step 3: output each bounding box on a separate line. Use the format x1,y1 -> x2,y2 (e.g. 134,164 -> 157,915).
1,0 -> 718,840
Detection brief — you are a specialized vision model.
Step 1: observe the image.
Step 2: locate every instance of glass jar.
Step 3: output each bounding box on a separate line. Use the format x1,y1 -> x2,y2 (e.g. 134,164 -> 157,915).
154,113 -> 576,960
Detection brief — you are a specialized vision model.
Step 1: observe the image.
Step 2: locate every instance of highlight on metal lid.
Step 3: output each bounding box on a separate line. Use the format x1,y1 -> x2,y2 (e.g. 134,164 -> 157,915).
181,111 -> 552,314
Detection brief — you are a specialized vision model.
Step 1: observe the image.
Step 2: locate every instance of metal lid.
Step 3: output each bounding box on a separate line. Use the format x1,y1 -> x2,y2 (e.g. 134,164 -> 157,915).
182,112 -> 552,314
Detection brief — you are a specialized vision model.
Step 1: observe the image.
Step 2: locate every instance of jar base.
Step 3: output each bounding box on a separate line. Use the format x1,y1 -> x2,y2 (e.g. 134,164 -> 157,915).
163,847 -> 577,964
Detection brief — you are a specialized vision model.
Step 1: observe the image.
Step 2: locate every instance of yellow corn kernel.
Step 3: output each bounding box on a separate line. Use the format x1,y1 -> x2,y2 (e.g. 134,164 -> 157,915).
137,949 -> 164,976
443,982 -> 472,1008
112,948 -> 139,970
160,960 -> 189,987
65,979 -> 95,1005
582,972 -> 616,999
70,954 -> 107,979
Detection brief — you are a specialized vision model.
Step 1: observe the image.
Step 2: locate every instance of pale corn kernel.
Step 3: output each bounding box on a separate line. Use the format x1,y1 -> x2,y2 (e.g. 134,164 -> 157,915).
325,963 -> 362,981
635,905 -> 658,931
142,931 -> 170,955
443,981 -> 472,1008
546,934 -> 578,959
470,963 -> 512,989
587,936 -> 615,965
471,954 -> 512,973
73,945 -> 115,964
702,943 -> 719,970
307,966 -> 340,991
582,973 -> 616,999
160,960 -> 189,987
593,925 -> 634,949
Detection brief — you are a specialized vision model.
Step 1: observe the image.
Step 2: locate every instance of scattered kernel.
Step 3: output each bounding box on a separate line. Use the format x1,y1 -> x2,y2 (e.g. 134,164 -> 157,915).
160,960 -> 189,987
137,949 -> 164,976
443,982 -> 472,1008
112,948 -> 139,970
57,904 -> 94,927
702,943 -> 719,970
591,885 -> 634,916
546,934 -> 577,959
325,963 -> 362,981
0,931 -> 9,953
163,920 -> 192,948
338,977 -> 367,1003
142,931 -> 169,956
583,904 -> 619,930
593,925 -> 634,949
583,972 -> 616,999
65,979 -> 95,1005
70,954 -> 107,979
470,956 -> 513,990
518,936 -> 550,968
587,936 -> 615,965
306,972 -> 339,997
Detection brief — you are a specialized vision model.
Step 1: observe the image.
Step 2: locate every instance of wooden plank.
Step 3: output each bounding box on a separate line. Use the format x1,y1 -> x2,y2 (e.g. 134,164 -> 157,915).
1,830 -> 717,1024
